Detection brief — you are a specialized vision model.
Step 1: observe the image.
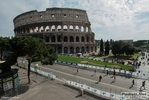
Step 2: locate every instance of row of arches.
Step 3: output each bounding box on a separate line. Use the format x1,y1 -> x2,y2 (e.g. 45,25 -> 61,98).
15,24 -> 91,35
45,35 -> 94,43
56,46 -> 96,54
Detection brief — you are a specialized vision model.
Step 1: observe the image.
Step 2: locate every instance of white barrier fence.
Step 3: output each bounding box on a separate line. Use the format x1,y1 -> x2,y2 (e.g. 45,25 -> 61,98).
64,80 -> 125,100
55,60 -> 149,79
30,67 -> 56,79
28,64 -> 125,100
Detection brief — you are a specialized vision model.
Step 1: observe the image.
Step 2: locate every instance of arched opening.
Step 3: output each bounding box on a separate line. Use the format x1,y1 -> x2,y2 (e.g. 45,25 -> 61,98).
35,27 -> 39,32
86,37 -> 89,42
70,47 -> 74,53
76,47 -> 80,53
91,37 -> 93,42
45,36 -> 49,42
39,26 -> 44,32
70,36 -> 74,42
86,46 -> 89,53
63,25 -> 68,31
69,25 -> 73,31
95,47 -> 97,52
64,36 -> 68,42
23,28 -> 26,33
76,36 -> 79,42
75,26 -> 79,32
91,47 -> 93,52
30,27 -> 33,33
57,35 -> 62,42
64,47 -> 68,54
20,29 -> 23,34
45,26 -> 49,32
86,27 -> 88,32
81,26 -> 84,32
81,47 -> 85,53
27,28 -> 29,33
57,47 -> 62,54
51,25 -> 55,31
81,36 -> 84,42
51,36 -> 55,42
57,25 -> 61,31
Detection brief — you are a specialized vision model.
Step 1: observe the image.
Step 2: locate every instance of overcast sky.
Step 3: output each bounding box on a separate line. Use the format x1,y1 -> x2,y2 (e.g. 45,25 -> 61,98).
0,0 -> 149,41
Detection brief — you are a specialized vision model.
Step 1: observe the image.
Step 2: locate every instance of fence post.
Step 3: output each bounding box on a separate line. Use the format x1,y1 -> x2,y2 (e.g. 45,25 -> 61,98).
100,86 -> 102,96
115,89 -> 116,99
110,88 -> 111,99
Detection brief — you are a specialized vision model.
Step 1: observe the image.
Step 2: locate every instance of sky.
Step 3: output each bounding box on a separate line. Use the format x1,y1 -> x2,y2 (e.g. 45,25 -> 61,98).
0,0 -> 149,41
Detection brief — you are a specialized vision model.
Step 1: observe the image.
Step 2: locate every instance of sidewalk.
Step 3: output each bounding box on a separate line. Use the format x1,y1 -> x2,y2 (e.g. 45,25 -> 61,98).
1,66 -> 109,100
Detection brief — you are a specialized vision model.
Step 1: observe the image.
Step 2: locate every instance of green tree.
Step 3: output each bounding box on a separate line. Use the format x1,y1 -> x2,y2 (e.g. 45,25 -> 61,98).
100,39 -> 104,56
0,36 -> 57,83
0,37 -> 19,73
105,40 -> 110,55
14,36 -> 57,83
112,41 -> 124,56
0,37 -> 10,60
112,41 -> 135,56
109,39 -> 114,49
133,40 -> 147,47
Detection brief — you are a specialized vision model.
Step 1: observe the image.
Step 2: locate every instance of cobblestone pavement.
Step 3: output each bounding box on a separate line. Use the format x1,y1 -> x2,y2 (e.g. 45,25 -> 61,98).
2,66 -> 109,100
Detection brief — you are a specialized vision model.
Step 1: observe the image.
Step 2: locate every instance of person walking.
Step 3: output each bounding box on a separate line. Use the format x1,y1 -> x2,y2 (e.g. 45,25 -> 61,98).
132,79 -> 134,85
99,75 -> 102,82
113,70 -> 116,76
114,75 -> 116,81
94,69 -> 96,75
106,70 -> 109,75
140,81 -> 145,90
77,67 -> 79,73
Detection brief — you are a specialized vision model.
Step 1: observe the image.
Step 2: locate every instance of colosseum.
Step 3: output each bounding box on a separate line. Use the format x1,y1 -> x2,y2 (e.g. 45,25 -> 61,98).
13,8 -> 97,54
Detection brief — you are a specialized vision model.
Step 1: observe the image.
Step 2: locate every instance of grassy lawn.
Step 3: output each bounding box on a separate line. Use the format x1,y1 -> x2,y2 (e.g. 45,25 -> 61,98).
57,56 -> 133,70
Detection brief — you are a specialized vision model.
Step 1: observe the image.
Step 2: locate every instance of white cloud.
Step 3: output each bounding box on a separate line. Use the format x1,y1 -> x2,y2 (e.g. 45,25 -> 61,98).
0,0 -> 149,41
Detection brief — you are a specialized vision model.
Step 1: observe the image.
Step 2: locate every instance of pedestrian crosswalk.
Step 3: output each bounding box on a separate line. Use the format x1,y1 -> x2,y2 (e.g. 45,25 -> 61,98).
137,79 -> 149,96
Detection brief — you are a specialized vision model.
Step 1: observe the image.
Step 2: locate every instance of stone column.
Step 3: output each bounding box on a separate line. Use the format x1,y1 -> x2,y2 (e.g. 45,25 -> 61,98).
73,25 -> 75,32
48,35 -> 51,42
62,47 -> 64,54
43,26 -> 46,32
79,26 -> 81,32
68,47 -> 70,54
84,26 -> 86,33
89,26 -> 91,33
43,34 -> 46,42
74,47 -> 76,53
55,34 -> 57,43
55,25 -> 58,32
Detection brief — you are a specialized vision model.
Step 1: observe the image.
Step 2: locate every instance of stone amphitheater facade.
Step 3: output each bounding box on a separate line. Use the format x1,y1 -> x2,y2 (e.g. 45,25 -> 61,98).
13,8 -> 97,54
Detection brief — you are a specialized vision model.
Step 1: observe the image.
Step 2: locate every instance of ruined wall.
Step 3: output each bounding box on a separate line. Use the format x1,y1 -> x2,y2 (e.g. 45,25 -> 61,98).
14,8 -> 97,54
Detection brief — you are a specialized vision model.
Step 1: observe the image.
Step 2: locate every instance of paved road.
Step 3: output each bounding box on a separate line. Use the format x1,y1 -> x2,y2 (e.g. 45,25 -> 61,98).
17,53 -> 149,99
31,62 -> 138,95
136,51 -> 149,95
7,66 -> 109,100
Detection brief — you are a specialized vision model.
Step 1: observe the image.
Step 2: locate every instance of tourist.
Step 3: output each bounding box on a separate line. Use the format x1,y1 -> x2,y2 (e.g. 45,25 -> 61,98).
94,69 -> 96,75
99,75 -> 102,82
140,81 -> 145,90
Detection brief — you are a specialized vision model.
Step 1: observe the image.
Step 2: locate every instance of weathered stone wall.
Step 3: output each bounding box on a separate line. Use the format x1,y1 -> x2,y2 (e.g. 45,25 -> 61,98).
13,8 -> 97,54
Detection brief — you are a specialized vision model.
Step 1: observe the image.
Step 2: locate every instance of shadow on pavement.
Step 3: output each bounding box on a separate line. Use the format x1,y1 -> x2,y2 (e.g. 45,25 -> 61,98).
0,84 -> 29,98
103,75 -> 108,77
129,84 -> 134,89
75,94 -> 82,98
90,74 -> 94,77
73,72 -> 78,75
95,81 -> 99,84
110,80 -> 115,84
